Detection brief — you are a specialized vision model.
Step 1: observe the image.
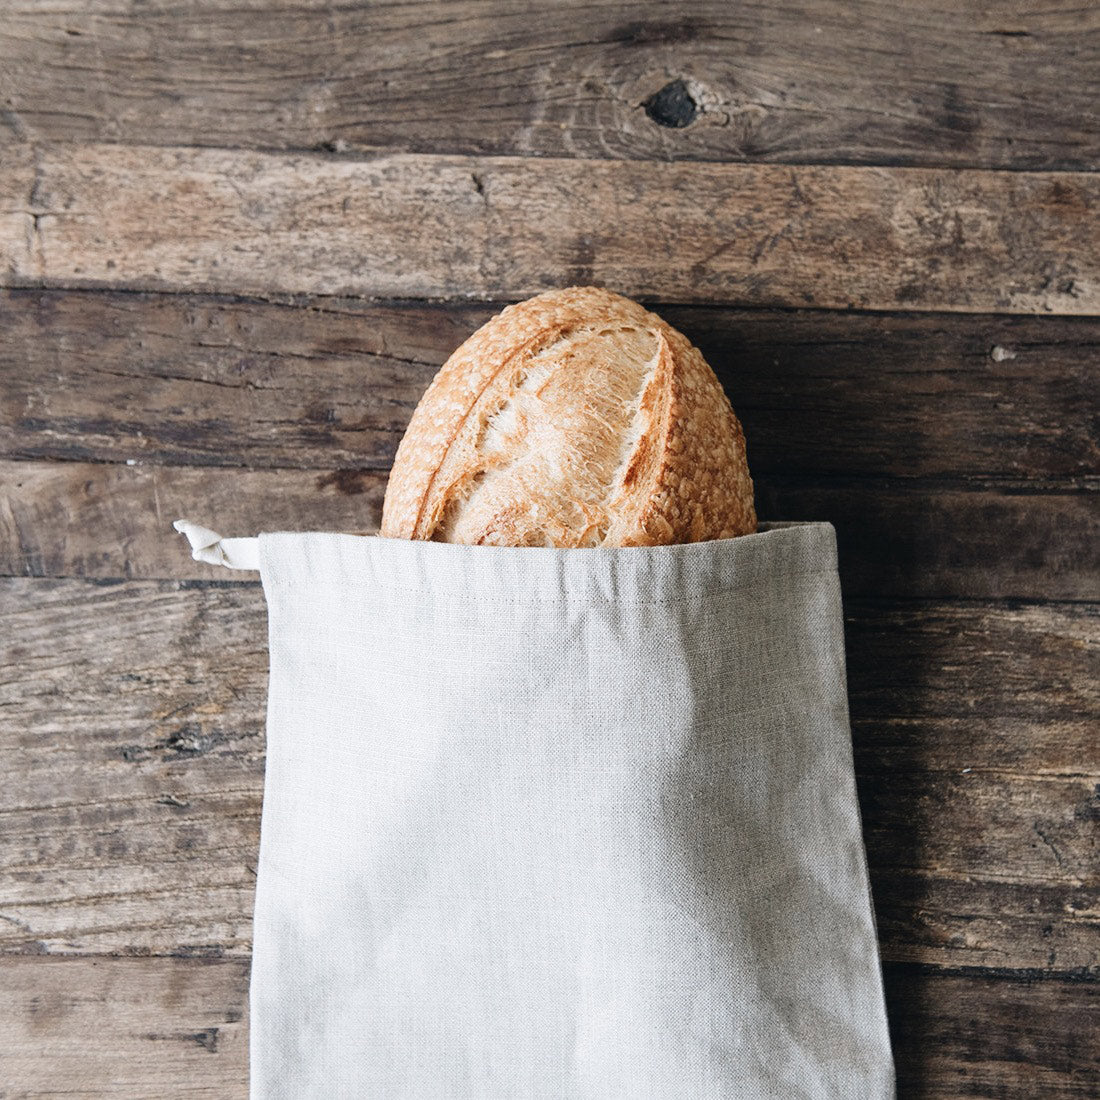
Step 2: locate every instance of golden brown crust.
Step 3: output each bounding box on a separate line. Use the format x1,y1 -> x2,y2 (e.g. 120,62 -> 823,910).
380,287 -> 756,546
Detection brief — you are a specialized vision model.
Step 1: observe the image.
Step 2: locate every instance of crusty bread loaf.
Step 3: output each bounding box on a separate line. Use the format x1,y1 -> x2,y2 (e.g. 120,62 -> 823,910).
380,287 -> 756,547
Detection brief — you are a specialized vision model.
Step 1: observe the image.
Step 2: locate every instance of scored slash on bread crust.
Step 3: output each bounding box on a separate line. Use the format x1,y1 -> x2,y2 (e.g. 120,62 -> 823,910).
380,287 -> 757,546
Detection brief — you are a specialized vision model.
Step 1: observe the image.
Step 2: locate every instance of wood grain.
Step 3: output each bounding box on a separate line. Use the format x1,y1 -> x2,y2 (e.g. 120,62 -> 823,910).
2,957 -> 1096,1099
756,480 -> 1098,602
1,1 -> 1096,1091
2,145 -> 1097,312
0,578 -> 1095,969
844,601 -> 1099,721
1,460 -> 1096,601
873,874 -> 1100,974
0,956 -> 248,1099
1,2 -> 1097,171
883,965 -> 1100,1098
3,290 -> 1097,479
0,579 -> 266,958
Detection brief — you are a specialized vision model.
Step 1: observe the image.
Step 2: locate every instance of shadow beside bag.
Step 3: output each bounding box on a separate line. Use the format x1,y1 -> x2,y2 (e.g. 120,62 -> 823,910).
175,519 -> 894,1099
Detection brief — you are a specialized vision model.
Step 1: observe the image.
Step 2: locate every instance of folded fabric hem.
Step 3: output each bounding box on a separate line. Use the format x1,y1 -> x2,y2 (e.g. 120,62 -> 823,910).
256,522 -> 838,608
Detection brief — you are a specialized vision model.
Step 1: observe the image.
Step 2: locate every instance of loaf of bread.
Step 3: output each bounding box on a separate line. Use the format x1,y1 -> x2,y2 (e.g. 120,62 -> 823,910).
380,287 -> 756,547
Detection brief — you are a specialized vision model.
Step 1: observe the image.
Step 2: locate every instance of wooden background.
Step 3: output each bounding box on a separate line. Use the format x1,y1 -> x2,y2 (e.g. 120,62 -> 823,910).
1,2 -> 1097,1095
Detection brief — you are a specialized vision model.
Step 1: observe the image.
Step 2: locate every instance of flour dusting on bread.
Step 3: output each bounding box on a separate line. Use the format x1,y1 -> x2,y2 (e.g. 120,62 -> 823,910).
381,287 -> 756,547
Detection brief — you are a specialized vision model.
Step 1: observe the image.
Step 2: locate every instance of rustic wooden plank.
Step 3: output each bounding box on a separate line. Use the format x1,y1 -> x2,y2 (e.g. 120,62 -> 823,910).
859,773 -> 1098,897
3,290 -> 1097,478
851,717 -> 1097,781
668,306 -> 1100,482
0,289 -> 440,472
872,874 -> 1100,974
844,601 -> 1099,722
758,481 -> 1098,602
2,145 -> 1097,312
0,462 -> 386,581
0,578 -> 1095,968
1,460 -> 1096,601
2,957 -> 1096,1098
0,957 -> 248,1098
0,579 -> 266,957
883,964 -> 1100,1098
1,2 -> 1097,171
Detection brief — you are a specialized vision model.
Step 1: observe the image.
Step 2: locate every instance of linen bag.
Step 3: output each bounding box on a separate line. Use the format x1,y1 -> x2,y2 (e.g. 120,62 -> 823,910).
174,519 -> 894,1099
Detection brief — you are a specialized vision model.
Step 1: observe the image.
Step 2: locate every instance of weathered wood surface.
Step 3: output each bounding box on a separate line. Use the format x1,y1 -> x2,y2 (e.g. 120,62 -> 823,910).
3,291 -> 1097,478
2,145 -> 1097,312
0,957 -> 249,1099
2,958 -> 1097,1099
882,966 -> 1100,1098
1,578 -> 1095,972
1,3 -> 1097,1092
845,601 -> 1098,722
1,460 -> 1096,601
873,873 -> 1099,974
0,580 -> 266,958
1,2 -> 1097,172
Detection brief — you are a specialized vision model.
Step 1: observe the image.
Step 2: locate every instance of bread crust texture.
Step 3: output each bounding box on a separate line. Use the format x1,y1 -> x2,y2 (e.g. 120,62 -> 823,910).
380,287 -> 756,547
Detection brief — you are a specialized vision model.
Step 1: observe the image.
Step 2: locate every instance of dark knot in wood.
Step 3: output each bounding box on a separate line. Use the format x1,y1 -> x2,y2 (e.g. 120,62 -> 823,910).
642,79 -> 698,128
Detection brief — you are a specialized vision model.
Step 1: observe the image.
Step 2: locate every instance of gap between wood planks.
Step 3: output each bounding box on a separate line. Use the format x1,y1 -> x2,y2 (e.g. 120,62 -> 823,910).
1,143 -> 1097,313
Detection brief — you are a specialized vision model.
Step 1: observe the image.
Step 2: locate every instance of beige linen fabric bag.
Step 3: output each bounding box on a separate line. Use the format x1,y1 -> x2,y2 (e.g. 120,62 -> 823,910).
175,519 -> 894,1099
